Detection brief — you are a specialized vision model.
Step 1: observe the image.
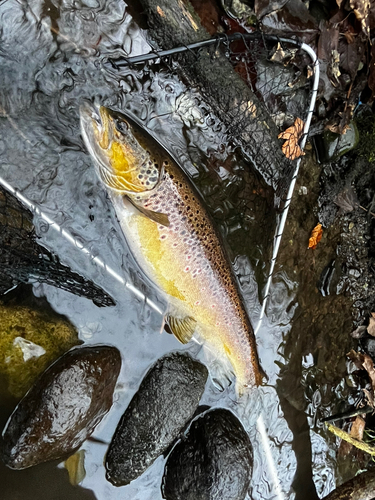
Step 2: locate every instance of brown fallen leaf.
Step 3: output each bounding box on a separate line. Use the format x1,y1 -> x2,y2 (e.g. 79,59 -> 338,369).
350,0 -> 370,37
348,350 -> 375,393
363,354 -> 375,389
334,186 -> 359,213
278,117 -> 305,160
351,415 -> 366,440
351,325 -> 367,338
367,312 -> 375,337
339,415 -> 366,457
363,388 -> 375,408
348,349 -> 367,370
308,223 -> 323,249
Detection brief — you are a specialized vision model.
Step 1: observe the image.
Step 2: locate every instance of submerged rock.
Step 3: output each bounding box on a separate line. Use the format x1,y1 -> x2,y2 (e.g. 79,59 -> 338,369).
2,345 -> 121,469
0,302 -> 80,398
314,121 -> 359,163
105,352 -> 208,486
162,408 -> 253,500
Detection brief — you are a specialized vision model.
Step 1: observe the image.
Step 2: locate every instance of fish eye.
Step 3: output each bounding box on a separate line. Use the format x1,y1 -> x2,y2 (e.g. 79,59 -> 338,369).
115,120 -> 129,134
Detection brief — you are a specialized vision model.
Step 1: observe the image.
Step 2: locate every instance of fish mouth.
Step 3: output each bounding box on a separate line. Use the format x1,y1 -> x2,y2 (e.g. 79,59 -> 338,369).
80,101 -> 101,131
80,102 -> 131,150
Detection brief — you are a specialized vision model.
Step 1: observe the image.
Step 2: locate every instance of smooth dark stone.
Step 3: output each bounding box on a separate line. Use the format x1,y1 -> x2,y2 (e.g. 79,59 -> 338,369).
162,408 -> 253,500
105,352 -> 208,486
2,345 -> 121,469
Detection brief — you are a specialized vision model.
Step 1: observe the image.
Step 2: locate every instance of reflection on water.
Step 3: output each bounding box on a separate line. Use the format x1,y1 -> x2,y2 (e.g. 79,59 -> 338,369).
0,0 -> 357,499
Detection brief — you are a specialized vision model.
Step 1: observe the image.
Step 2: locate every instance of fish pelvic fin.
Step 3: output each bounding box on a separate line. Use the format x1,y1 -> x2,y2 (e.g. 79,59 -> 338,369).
166,314 -> 197,344
126,196 -> 170,227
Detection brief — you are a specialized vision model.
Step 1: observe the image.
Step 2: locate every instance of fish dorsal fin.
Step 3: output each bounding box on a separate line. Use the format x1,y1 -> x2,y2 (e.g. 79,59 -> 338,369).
126,196 -> 170,227
166,315 -> 197,344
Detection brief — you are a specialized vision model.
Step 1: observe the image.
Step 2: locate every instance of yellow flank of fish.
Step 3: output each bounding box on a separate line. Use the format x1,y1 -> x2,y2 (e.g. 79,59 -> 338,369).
134,216 -> 186,302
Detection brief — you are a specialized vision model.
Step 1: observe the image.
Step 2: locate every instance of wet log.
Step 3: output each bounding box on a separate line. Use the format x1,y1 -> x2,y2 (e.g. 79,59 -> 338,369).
322,469 -> 375,500
136,0 -> 290,191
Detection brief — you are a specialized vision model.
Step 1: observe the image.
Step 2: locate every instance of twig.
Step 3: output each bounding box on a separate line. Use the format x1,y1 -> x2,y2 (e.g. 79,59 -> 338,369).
326,422 -> 375,455
358,204 -> 375,219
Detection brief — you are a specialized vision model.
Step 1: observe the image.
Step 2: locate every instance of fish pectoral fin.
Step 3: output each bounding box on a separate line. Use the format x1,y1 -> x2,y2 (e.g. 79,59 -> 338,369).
166,314 -> 196,344
126,196 -> 170,227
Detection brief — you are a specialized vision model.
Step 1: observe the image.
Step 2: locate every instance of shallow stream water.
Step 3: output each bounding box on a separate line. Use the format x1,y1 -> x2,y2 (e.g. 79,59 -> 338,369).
0,1 -> 360,499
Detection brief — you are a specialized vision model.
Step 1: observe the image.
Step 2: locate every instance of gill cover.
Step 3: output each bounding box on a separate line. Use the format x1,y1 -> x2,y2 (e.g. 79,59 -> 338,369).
80,103 -> 162,194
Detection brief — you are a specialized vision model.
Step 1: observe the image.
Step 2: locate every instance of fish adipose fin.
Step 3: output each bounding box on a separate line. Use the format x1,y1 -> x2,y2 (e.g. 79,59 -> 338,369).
166,315 -> 197,344
126,196 -> 170,227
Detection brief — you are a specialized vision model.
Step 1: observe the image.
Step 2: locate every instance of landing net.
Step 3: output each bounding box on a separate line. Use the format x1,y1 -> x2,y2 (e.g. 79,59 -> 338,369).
0,182 -> 115,307
106,32 -> 319,330
0,31 -> 319,329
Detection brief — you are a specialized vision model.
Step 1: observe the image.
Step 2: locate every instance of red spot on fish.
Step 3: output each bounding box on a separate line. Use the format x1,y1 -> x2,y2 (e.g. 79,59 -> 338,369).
187,255 -> 191,259
215,321 -> 220,326
184,266 -> 190,272
211,304 -> 216,308
195,300 -> 200,305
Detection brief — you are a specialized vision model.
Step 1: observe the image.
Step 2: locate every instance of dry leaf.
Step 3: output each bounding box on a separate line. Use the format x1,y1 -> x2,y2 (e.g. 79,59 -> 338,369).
339,415 -> 366,456
348,350 -> 375,393
308,223 -> 323,249
351,415 -> 366,440
344,31 -> 356,44
334,187 -> 359,213
348,349 -> 368,369
363,354 -> 375,389
351,325 -> 367,338
363,388 -> 375,408
367,312 -> 375,337
350,0 -> 370,37
278,117 -> 305,160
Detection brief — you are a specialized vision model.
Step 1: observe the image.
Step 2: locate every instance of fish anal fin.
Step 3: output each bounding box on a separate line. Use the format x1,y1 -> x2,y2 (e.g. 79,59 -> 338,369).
126,197 -> 170,227
166,315 -> 196,344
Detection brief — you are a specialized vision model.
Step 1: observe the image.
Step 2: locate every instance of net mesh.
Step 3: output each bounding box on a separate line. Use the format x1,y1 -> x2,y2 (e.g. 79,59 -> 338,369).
0,185 -> 115,306
110,33 -> 316,203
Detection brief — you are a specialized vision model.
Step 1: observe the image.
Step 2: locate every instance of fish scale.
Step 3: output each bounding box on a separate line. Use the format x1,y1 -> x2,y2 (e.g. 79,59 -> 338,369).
80,103 -> 263,391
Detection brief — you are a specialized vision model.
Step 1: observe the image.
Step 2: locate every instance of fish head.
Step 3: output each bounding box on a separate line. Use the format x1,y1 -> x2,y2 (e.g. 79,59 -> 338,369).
80,102 -> 163,194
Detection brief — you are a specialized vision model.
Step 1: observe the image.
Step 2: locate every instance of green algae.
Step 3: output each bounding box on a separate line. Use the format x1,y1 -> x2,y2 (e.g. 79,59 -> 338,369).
0,302 -> 80,398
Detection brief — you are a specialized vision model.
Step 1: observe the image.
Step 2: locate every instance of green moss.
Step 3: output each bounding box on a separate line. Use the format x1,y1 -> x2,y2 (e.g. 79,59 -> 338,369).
356,111 -> 375,163
0,303 -> 80,398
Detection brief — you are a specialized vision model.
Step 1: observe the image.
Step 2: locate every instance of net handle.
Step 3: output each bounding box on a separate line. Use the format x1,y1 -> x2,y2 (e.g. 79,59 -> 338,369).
254,42 -> 320,334
105,32 -> 304,68
0,176 -> 165,315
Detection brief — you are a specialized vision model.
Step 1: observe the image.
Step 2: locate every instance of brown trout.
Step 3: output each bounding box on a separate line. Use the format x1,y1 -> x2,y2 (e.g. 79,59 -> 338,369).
80,103 -> 262,390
